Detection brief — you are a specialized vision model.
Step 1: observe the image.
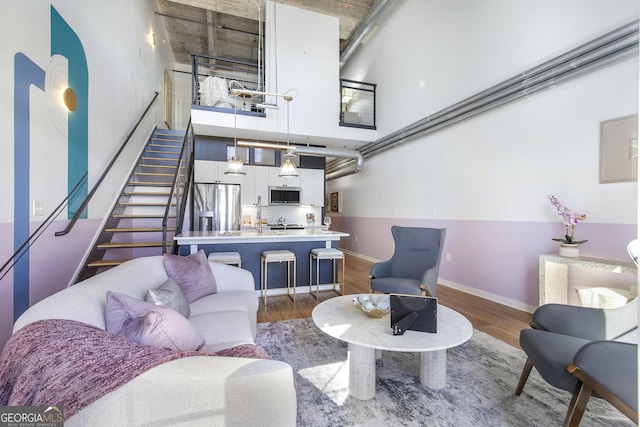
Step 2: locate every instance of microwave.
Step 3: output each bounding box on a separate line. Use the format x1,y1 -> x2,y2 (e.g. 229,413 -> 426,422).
269,186 -> 301,205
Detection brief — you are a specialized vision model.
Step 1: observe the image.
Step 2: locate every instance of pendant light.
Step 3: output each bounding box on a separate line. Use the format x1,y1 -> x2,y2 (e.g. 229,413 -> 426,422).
279,96 -> 298,177
225,94 -> 246,176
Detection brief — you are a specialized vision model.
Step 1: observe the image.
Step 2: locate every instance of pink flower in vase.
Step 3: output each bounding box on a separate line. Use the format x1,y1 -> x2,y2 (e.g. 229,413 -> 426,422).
548,194 -> 587,245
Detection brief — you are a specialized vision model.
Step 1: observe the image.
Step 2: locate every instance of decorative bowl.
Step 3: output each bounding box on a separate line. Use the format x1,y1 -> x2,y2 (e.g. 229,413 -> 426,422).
353,294 -> 390,318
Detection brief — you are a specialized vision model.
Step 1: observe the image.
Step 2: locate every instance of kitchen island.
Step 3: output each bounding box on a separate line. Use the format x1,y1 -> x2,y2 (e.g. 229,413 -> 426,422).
174,229 -> 350,296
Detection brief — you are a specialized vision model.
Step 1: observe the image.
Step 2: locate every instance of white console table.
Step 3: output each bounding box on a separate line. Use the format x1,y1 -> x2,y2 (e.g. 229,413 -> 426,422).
538,254 -> 637,306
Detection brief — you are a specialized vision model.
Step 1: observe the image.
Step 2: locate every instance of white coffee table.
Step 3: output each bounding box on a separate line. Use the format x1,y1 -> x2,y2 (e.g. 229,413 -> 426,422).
311,294 -> 473,400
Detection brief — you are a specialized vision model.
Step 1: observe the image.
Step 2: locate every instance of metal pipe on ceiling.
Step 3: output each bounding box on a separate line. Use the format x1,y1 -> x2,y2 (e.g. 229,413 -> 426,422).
327,20 -> 639,180
286,146 -> 364,180
236,141 -> 364,179
339,0 -> 399,68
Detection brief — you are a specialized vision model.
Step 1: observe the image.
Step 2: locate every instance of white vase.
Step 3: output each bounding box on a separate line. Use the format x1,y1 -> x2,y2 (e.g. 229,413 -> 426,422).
558,243 -> 580,258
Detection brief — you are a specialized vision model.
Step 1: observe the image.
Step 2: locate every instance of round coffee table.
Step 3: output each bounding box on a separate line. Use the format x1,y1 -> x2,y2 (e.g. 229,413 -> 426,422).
311,294 -> 473,400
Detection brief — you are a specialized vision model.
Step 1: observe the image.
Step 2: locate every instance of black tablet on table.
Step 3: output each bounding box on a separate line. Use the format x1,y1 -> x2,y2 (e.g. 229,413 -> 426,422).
390,294 -> 438,335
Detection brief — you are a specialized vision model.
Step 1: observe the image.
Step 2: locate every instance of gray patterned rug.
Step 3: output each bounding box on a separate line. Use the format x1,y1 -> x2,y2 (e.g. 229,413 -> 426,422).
255,317 -> 634,427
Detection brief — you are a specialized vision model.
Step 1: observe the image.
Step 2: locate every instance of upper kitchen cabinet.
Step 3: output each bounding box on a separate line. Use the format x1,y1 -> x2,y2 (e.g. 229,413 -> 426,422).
242,165 -> 269,206
268,167 -> 301,187
300,169 -> 325,207
194,160 -> 244,185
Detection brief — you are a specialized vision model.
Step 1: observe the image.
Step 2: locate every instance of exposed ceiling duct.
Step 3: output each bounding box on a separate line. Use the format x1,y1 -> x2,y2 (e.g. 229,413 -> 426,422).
286,146 -> 364,180
237,141 -> 364,180
327,19 -> 639,180
339,0 -> 399,68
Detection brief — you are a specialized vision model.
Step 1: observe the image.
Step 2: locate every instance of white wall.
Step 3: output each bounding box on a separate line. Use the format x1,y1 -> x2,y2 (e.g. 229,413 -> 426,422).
330,0 -> 639,310
0,0 -> 175,349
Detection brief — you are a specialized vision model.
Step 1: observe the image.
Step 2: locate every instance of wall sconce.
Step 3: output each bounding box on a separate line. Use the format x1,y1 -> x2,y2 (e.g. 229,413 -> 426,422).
148,31 -> 156,46
62,87 -> 77,112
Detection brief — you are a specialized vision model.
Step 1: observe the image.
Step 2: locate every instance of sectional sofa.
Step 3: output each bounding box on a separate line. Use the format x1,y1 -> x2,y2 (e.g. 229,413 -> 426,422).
1,252 -> 297,426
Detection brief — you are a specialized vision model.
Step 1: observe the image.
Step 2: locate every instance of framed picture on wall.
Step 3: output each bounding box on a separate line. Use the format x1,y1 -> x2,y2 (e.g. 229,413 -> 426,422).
600,114 -> 638,183
331,192 -> 341,212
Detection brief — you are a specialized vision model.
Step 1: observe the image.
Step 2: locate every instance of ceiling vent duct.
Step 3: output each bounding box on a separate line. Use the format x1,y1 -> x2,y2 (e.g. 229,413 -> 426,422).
340,0 -> 399,68
286,146 -> 364,181
237,141 -> 364,180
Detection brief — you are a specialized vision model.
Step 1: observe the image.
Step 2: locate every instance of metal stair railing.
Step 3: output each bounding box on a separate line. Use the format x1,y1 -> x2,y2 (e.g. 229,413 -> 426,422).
0,91 -> 159,282
0,176 -> 87,281
164,119 -> 194,254
56,91 -> 160,237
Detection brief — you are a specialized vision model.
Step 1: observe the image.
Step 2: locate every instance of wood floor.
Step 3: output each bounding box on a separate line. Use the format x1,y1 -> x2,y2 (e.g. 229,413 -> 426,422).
257,253 -> 533,349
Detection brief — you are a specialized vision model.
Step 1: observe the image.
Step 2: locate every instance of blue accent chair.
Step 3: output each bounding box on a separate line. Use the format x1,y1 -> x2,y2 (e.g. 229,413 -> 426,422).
369,226 -> 446,297
516,239 -> 639,426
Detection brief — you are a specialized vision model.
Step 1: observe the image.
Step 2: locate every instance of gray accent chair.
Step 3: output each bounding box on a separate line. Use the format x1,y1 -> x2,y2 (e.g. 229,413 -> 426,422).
565,340 -> 637,426
370,226 -> 446,297
516,239 -> 639,426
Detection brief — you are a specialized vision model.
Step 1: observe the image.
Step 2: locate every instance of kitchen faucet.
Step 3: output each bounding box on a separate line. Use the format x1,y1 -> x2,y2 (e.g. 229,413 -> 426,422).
256,196 -> 263,234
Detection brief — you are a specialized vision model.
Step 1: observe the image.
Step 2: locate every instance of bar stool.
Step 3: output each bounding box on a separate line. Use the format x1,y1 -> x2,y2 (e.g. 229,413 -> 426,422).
261,250 -> 296,305
309,248 -> 345,300
207,252 -> 242,267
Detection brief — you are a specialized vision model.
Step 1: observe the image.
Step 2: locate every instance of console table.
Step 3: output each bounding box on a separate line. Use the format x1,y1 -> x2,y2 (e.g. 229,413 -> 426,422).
538,254 -> 637,306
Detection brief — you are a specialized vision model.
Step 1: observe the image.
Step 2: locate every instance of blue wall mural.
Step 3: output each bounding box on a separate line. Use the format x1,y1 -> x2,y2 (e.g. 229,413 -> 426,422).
12,5 -> 88,320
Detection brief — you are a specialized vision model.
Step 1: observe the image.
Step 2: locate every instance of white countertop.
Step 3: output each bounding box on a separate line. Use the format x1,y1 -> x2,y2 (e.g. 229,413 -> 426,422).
174,229 -> 349,245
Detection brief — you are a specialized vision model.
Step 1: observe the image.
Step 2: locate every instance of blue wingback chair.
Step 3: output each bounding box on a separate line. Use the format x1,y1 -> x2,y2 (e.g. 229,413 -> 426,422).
516,239 -> 639,425
370,226 -> 446,297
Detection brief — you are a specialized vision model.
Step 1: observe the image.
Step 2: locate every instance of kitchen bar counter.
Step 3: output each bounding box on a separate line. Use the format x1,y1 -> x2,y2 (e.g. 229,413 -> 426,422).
175,229 -> 349,253
174,229 -> 350,295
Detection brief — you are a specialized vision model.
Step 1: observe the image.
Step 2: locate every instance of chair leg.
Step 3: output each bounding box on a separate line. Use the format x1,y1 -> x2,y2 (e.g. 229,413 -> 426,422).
515,358 -> 534,395
563,381 -> 592,427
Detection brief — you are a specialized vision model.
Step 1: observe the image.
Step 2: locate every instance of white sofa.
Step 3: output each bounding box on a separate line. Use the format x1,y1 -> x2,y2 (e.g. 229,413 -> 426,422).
11,255 -> 297,426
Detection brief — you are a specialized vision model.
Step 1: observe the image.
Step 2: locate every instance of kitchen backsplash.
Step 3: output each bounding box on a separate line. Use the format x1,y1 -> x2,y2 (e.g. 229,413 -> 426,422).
242,205 -> 324,227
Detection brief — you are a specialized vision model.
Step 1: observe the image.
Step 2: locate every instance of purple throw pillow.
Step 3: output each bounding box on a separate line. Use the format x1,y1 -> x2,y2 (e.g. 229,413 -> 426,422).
105,291 -> 205,351
163,250 -> 217,303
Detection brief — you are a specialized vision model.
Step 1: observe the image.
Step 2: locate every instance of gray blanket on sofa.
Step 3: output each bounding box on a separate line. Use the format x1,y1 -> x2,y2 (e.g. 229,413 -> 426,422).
0,319 -> 207,419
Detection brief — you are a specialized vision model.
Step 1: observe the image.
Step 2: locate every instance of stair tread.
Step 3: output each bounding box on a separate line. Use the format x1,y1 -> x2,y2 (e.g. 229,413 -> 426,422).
138,164 -> 179,169
127,181 -> 173,186
145,150 -> 180,155
141,156 -> 180,161
97,241 -> 173,249
87,259 -> 129,268
112,214 -> 176,218
122,191 -> 171,196
116,202 -> 176,206
104,227 -> 176,232
134,172 -> 176,177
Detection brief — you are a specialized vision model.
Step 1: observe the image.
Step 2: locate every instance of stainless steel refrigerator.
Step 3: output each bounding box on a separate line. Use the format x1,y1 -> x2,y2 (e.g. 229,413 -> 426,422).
193,183 -> 241,231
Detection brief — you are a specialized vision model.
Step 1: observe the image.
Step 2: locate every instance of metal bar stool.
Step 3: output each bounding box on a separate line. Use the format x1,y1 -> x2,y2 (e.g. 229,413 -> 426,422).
207,252 -> 242,267
261,250 -> 296,305
309,248 -> 345,300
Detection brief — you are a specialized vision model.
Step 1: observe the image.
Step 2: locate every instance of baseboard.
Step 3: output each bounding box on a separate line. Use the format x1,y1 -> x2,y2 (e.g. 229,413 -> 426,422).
344,251 -> 536,314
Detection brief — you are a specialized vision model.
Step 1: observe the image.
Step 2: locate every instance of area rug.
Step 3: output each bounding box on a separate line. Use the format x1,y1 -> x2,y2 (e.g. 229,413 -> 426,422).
255,317 -> 634,427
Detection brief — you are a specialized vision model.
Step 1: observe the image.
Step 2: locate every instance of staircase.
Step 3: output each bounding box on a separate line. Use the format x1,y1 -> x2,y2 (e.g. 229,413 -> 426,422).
76,128 -> 187,282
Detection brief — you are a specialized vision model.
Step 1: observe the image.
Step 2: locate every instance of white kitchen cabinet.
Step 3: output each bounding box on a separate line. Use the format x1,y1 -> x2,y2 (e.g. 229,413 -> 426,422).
242,165 -> 269,205
194,160 -> 244,185
268,167 -> 301,187
300,169 -> 325,206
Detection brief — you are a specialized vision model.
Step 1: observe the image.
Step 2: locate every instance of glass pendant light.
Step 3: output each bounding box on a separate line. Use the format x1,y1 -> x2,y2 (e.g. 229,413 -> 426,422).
279,97 -> 298,177
225,95 -> 246,175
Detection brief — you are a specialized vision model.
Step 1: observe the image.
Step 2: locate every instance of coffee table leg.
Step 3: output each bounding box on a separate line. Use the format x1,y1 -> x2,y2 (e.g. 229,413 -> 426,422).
419,349 -> 446,389
348,343 -> 376,400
